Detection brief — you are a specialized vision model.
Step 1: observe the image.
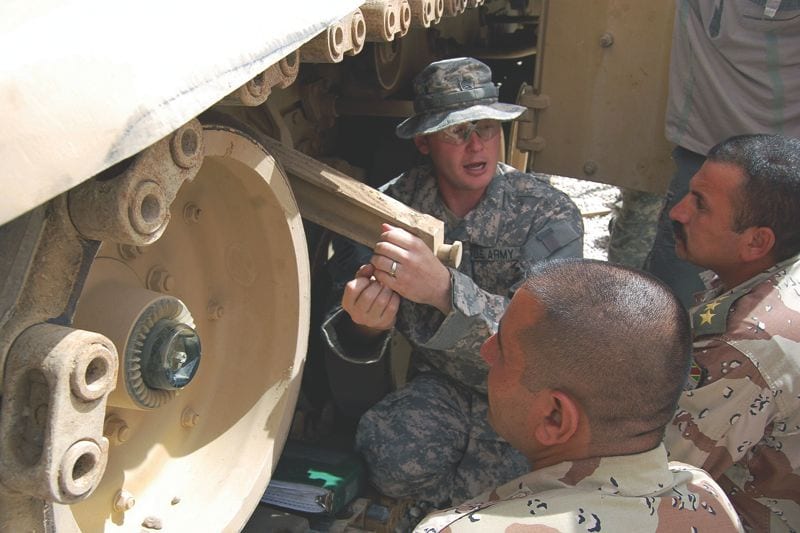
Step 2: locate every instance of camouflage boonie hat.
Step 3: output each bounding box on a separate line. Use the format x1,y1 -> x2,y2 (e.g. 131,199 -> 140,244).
395,57 -> 526,139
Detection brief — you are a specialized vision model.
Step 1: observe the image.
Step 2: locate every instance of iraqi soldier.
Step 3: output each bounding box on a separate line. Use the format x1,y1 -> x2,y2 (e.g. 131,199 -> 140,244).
322,57 -> 583,507
662,134 -> 800,532
645,0 -> 800,308
416,259 -> 743,532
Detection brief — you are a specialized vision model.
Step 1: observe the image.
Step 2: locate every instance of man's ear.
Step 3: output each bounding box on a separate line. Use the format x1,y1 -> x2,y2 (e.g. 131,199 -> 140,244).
532,390 -> 581,446
413,135 -> 430,155
740,226 -> 776,262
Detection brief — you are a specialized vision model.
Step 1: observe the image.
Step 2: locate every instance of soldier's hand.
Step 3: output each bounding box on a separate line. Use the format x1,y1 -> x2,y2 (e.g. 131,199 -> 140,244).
371,224 -> 452,314
341,263 -> 401,337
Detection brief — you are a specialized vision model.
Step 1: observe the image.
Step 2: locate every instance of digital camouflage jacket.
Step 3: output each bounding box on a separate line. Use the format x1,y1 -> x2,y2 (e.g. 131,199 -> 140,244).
322,163 -> 583,394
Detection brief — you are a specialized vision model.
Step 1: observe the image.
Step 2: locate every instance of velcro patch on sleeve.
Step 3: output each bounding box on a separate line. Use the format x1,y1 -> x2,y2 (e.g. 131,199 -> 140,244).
535,221 -> 581,253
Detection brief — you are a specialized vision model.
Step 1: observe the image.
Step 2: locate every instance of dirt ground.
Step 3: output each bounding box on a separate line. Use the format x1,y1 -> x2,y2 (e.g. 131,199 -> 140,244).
550,175 -> 619,261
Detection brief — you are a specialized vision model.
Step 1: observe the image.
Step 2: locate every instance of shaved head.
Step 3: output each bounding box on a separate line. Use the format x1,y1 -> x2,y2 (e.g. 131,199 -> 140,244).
516,259 -> 691,453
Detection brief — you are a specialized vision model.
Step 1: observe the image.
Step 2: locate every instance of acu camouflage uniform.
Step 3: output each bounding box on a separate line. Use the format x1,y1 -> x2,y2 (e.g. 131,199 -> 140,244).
608,188 -> 663,269
664,252 -> 800,532
323,162 -> 583,506
414,444 -> 743,532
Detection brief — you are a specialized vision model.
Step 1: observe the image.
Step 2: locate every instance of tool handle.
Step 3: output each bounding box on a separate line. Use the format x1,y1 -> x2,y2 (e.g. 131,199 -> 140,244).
436,241 -> 463,268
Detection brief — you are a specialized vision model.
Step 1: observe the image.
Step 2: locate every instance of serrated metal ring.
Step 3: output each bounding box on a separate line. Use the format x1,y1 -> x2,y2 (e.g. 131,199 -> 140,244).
125,296 -> 195,408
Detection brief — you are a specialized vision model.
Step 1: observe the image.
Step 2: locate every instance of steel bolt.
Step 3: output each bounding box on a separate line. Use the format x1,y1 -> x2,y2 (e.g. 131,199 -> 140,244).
207,302 -> 224,321
183,203 -> 202,223
169,351 -> 188,371
147,267 -> 175,293
600,32 -> 615,48
104,416 -> 132,446
114,490 -> 136,512
583,160 -> 599,176
181,408 -> 200,428
142,320 -> 201,390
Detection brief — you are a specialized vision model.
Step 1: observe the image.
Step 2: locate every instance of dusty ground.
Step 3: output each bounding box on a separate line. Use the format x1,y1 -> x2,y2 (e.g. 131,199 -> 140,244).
550,175 -> 619,260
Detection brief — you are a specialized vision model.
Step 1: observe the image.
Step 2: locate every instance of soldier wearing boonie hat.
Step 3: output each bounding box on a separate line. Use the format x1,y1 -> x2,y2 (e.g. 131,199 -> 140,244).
322,56 -> 584,511
395,57 -> 526,139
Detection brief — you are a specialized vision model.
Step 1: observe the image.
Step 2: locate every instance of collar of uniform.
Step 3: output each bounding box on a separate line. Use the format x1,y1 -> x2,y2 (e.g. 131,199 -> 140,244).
507,444 -> 675,498
409,163 -> 505,246
691,251 -> 800,336
404,165 -> 449,223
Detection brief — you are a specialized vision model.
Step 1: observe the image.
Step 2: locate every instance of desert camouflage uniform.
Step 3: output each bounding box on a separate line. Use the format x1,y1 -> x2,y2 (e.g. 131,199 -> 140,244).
664,252 -> 800,532
414,444 -> 743,532
323,162 -> 583,505
645,0 -> 800,309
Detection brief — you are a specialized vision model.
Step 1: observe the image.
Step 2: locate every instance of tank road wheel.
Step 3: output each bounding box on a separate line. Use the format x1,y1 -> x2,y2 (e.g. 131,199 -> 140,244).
58,125 -> 310,531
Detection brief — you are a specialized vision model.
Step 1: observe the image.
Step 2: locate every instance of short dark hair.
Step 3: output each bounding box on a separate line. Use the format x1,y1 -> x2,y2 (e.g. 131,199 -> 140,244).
517,259 -> 691,452
708,134 -> 800,261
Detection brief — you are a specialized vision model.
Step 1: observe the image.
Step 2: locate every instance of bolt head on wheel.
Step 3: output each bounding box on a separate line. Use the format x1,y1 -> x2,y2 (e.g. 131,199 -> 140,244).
142,319 -> 201,390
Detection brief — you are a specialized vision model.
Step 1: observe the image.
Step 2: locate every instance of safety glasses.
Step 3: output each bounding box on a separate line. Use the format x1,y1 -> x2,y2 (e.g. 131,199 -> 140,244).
436,120 -> 501,145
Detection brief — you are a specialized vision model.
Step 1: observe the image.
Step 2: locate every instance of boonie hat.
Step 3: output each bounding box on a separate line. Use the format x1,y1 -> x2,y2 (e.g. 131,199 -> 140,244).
395,57 -> 526,139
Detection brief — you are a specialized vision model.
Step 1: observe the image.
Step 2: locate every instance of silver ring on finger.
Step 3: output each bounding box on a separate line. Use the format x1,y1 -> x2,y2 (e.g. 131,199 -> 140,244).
389,260 -> 398,278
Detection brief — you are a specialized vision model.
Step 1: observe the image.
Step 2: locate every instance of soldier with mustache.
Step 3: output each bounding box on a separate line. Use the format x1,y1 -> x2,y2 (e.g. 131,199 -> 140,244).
663,133 -> 800,532
645,0 -> 800,309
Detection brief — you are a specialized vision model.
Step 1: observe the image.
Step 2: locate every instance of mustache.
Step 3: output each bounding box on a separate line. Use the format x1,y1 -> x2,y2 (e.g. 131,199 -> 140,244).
672,220 -> 686,242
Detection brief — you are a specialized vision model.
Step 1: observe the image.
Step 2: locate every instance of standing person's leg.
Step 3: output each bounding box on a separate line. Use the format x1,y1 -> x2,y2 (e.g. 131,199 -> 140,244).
607,188 -> 664,268
355,372 -> 528,507
645,146 -> 707,308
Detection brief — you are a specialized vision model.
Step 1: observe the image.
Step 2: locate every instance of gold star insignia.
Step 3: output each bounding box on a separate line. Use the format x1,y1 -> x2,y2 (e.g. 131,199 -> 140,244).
699,309 -> 716,325
704,301 -> 722,312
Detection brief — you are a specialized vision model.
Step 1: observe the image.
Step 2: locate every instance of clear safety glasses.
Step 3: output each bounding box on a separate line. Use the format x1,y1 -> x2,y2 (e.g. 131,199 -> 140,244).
436,120 -> 501,145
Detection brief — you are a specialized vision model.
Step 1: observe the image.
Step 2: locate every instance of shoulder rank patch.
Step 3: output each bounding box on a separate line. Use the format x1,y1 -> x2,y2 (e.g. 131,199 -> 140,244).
691,295 -> 735,337
691,282 -> 756,337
